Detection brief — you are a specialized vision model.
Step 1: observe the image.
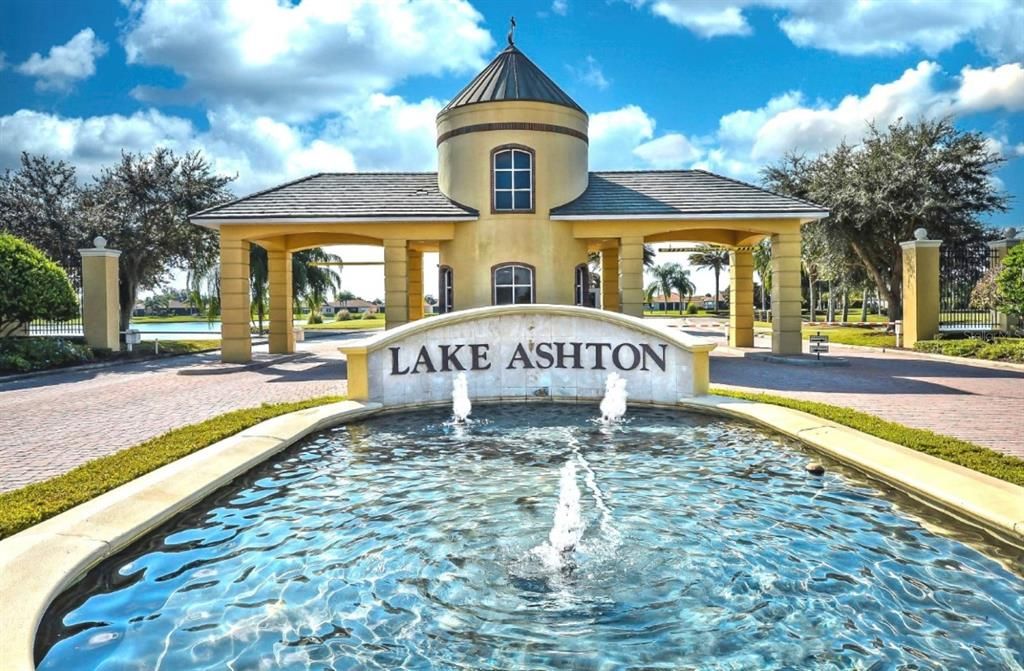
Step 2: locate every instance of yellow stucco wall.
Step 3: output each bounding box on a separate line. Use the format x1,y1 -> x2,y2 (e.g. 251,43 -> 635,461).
79,249 -> 121,351
436,100 -> 591,309
900,239 -> 941,347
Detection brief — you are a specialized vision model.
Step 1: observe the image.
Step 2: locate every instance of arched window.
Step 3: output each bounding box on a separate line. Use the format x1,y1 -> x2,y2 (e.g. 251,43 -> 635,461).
438,265 -> 454,313
492,263 -> 535,305
574,264 -> 593,307
492,146 -> 534,213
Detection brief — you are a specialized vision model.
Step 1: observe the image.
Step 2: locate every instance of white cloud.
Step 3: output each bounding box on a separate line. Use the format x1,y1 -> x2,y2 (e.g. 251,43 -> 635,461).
589,105 -> 656,169
569,56 -> 610,90
0,93 -> 445,195
589,58 -> 1024,182
15,28 -> 107,92
641,0 -> 1024,62
633,133 -> 704,167
552,0 -> 568,16
955,63 -> 1024,113
122,0 -> 493,122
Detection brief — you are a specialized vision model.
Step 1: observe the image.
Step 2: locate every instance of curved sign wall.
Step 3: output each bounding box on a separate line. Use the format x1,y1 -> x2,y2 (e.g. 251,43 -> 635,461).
339,305 -> 715,406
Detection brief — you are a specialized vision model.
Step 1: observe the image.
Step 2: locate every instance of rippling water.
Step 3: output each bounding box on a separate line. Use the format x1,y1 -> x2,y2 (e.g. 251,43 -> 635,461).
37,405 -> 1024,670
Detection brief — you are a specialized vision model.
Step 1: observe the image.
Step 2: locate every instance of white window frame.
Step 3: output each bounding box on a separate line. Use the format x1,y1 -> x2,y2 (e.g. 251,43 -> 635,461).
492,147 -> 533,212
492,263 -> 535,305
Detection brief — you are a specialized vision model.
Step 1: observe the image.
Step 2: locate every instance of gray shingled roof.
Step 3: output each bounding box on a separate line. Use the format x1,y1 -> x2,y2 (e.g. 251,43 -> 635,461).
550,171 -> 828,218
440,45 -> 584,115
190,173 -> 477,222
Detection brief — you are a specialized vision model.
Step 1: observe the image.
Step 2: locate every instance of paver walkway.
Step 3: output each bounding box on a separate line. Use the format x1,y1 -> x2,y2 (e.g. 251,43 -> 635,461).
0,335 -> 352,493
1,324 -> 1022,494
669,320 -> 1024,458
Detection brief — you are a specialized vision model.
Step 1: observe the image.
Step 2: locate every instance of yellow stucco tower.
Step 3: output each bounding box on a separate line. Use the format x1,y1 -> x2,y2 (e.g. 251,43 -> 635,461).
435,41 -> 591,309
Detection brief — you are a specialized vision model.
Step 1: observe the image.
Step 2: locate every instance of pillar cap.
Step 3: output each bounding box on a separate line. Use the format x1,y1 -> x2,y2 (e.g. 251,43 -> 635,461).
899,238 -> 941,250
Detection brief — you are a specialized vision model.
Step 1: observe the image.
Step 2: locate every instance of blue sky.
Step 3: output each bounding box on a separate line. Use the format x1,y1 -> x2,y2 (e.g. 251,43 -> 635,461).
1,0 -> 1022,297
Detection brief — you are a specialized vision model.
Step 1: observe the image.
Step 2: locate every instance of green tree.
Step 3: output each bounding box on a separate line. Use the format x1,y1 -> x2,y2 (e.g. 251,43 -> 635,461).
996,243 -> 1024,318
0,153 -> 87,273
763,118 -> 1007,320
81,149 -> 234,330
0,233 -> 78,336
646,262 -> 695,314
688,245 -> 729,311
752,239 -> 772,311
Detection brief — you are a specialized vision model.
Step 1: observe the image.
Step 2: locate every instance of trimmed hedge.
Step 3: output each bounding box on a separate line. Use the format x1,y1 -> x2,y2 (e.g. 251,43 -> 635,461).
913,338 -> 1024,363
0,337 -> 94,372
0,395 -> 345,538
711,387 -> 1024,487
0,233 -> 78,335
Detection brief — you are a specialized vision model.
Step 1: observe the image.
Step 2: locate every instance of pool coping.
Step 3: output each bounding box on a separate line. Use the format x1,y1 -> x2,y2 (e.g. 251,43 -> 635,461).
2,395 -> 1022,670
0,400 -> 383,671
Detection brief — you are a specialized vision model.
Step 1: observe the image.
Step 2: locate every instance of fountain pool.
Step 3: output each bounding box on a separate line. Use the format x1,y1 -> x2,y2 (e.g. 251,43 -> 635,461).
36,404 -> 1024,670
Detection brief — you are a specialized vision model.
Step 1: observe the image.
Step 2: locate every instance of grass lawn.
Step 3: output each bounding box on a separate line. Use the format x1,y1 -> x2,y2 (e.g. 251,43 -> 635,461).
711,387 -> 1024,487
0,395 -> 346,539
129,339 -> 220,355
801,326 -> 896,348
643,309 -> 719,317
303,317 -> 386,330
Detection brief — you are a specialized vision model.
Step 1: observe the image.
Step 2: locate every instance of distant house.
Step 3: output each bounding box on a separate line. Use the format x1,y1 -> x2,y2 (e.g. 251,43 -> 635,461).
132,302 -> 146,317
322,299 -> 378,315
646,292 -> 690,312
165,299 -> 199,316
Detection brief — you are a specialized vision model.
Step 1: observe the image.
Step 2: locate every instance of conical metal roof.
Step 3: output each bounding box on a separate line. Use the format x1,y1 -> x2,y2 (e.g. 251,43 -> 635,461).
440,44 -> 585,115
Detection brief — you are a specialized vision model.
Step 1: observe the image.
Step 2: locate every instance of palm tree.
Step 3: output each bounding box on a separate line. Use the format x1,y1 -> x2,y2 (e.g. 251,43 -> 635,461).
647,262 -> 694,314
689,245 -> 730,312
294,249 -> 342,322
752,239 -> 772,312
671,267 -> 696,313
250,246 -> 269,333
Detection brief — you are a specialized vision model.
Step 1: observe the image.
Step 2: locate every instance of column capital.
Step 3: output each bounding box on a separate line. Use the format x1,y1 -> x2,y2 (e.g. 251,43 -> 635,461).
899,239 -> 942,251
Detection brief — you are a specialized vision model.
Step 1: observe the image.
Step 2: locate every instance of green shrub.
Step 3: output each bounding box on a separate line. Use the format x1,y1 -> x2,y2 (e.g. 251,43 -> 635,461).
0,233 -> 78,336
996,243 -> 1024,316
307,313 -> 323,325
361,311 -> 379,320
0,337 -> 94,373
335,309 -> 352,321
686,303 -> 699,315
913,337 -> 1024,362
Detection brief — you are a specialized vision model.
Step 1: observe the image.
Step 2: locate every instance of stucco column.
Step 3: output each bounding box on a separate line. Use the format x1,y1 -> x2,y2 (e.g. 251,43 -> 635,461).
619,236 -> 645,318
407,248 -> 424,322
601,248 -> 619,312
384,239 -> 408,329
78,236 -> 121,351
989,237 -> 1022,333
220,232 -> 251,363
900,229 -> 942,347
729,248 -> 754,347
268,249 -> 294,354
770,231 -> 802,355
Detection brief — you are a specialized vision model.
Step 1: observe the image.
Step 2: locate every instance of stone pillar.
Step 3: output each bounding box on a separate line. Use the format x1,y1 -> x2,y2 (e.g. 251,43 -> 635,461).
601,248 -> 619,312
407,248 -> 424,322
729,248 -> 754,347
619,236 -> 645,318
383,239 -> 408,329
770,231 -> 802,355
989,236 -> 1022,333
268,249 -> 294,354
78,236 -> 121,351
900,229 -> 942,348
220,232 -> 251,363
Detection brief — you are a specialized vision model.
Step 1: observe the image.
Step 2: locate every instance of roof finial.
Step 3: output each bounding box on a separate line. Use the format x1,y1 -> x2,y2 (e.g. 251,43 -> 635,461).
507,16 -> 516,47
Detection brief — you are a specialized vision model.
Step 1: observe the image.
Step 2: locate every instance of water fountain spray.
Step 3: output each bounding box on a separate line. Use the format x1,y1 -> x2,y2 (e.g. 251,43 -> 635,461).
600,372 -> 628,424
452,372 -> 472,423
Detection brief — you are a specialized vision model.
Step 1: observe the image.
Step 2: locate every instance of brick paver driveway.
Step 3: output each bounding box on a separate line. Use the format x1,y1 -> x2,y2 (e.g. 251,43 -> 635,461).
0,334 -> 353,493
2,323 -> 1021,494
669,320 -> 1024,459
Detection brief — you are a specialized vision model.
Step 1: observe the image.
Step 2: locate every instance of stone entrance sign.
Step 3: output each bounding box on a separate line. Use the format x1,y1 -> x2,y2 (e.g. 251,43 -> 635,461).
339,305 -> 715,406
